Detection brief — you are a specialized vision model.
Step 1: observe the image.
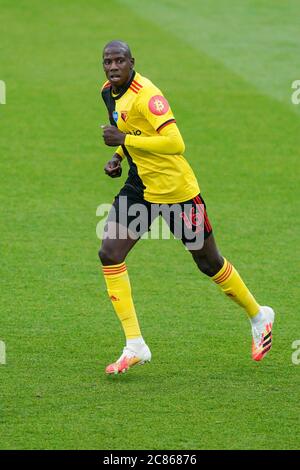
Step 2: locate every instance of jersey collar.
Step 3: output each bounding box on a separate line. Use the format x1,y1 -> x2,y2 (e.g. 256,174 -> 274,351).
111,70 -> 136,100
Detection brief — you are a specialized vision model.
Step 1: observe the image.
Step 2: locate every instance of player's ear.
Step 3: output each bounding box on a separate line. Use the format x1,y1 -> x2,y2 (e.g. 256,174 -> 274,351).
130,57 -> 135,69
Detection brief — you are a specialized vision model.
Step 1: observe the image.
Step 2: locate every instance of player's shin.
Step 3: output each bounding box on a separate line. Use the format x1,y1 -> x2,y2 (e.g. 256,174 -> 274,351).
102,262 -> 142,339
212,258 -> 260,318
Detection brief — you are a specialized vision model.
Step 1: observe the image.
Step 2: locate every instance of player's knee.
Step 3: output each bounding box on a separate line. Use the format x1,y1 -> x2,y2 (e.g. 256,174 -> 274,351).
197,260 -> 216,277
98,246 -> 124,266
98,247 -> 113,265
192,253 -> 223,277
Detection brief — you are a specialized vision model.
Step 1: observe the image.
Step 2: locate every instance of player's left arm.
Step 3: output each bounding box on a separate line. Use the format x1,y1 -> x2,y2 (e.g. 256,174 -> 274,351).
126,88 -> 185,155
102,123 -> 184,155
125,122 -> 185,155
101,88 -> 185,155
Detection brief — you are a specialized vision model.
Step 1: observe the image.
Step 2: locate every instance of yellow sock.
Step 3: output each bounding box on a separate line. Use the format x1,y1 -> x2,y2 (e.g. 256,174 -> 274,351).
102,262 -> 142,339
212,259 -> 260,318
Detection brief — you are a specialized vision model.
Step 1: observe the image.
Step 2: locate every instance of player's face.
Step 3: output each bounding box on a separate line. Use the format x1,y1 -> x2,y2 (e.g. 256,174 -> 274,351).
103,47 -> 134,90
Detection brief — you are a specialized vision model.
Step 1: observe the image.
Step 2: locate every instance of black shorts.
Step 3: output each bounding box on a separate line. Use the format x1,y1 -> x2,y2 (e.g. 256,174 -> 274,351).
107,184 -> 213,250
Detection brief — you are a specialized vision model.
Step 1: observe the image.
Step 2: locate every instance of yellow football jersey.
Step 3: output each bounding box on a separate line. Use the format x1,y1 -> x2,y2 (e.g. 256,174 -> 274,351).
101,71 -> 200,203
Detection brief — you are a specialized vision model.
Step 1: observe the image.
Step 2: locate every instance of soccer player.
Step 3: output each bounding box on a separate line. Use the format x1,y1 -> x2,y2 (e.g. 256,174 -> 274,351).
99,40 -> 275,374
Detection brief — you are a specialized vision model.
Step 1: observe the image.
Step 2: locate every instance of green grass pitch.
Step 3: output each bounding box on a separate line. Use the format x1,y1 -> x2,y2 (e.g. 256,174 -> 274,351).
0,0 -> 299,450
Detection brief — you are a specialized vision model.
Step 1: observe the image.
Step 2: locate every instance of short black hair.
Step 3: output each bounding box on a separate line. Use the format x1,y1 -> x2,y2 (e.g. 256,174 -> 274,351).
103,40 -> 132,59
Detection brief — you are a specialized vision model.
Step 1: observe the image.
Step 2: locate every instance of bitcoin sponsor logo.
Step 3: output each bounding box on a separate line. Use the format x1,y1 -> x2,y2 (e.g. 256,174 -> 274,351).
148,95 -> 170,115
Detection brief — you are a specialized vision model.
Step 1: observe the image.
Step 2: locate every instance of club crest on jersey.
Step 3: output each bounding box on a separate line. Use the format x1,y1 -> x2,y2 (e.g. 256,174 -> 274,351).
121,111 -> 128,122
148,95 -> 170,116
112,111 -> 118,122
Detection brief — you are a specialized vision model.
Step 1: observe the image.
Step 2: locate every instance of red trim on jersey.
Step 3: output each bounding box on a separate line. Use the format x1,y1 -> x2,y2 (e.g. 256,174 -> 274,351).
130,82 -> 141,93
156,119 -> 176,132
102,82 -> 111,90
132,79 -> 143,89
129,86 -> 138,94
130,83 -> 140,93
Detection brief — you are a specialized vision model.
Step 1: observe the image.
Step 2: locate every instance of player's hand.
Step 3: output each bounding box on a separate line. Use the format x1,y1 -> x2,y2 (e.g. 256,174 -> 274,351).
104,154 -> 122,178
101,125 -> 126,146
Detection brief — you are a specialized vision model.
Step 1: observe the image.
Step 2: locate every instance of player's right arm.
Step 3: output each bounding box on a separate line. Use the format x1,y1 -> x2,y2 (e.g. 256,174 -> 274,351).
101,82 -> 125,178
104,152 -> 123,178
101,121 -> 125,177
